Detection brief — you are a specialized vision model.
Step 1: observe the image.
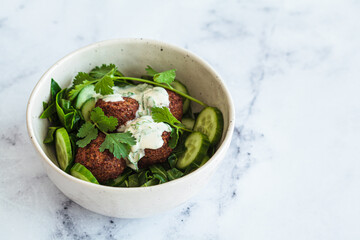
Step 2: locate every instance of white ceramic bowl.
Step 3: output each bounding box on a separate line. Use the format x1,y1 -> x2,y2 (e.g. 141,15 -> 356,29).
26,38 -> 235,218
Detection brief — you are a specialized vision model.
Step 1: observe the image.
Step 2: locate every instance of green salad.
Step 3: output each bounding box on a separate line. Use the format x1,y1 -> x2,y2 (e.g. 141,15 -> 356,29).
40,64 -> 224,187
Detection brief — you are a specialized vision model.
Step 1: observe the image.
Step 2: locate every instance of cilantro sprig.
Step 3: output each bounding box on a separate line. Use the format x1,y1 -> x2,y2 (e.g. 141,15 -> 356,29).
68,64 -> 206,106
151,107 -> 192,148
76,107 -> 136,159
145,65 -> 176,88
68,64 -> 124,100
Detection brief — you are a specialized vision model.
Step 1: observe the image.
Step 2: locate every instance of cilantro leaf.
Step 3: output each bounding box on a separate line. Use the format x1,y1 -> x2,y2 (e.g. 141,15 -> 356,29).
94,74 -> 114,95
73,72 -> 93,86
68,80 -> 94,100
145,65 -> 158,77
151,107 -> 186,149
153,69 -> 176,84
151,107 -> 182,126
76,122 -> 98,147
69,65 -> 119,99
99,132 -> 136,159
89,64 -> 117,79
90,107 -> 118,132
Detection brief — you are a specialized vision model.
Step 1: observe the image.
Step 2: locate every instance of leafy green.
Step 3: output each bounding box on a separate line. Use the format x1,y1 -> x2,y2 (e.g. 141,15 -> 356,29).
68,80 -> 94,100
40,79 -> 61,122
145,65 -> 176,84
40,102 -> 57,119
50,79 -> 61,101
73,72 -> 93,86
167,153 -> 178,169
145,65 -> 158,77
99,132 -> 135,159
169,127 -> 179,149
151,107 -> 182,126
103,168 -> 133,187
141,178 -> 159,187
128,173 -> 140,187
76,107 -> 135,159
151,107 -> 187,149
167,168 -> 184,181
154,69 -> 176,84
43,126 -> 60,144
94,74 -> 115,95
90,64 -> 119,78
76,122 -> 98,148
149,165 -> 168,183
68,64 -> 121,99
184,162 -> 201,175
90,107 -> 118,132
137,170 -> 152,186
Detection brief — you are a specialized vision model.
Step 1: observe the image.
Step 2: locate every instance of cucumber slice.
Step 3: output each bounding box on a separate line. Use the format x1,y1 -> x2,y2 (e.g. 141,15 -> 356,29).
81,98 -> 96,121
75,84 -> 96,109
182,118 -> 195,130
70,163 -> 99,184
193,107 -> 224,146
55,128 -> 73,172
170,80 -> 190,113
176,132 -> 210,169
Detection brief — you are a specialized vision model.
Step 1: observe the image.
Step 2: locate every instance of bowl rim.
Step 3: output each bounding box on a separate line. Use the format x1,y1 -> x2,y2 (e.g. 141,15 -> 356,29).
26,38 -> 235,192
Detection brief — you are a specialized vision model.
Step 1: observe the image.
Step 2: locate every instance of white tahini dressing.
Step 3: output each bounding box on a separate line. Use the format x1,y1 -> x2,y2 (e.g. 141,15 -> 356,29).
119,116 -> 171,168
93,83 -> 172,168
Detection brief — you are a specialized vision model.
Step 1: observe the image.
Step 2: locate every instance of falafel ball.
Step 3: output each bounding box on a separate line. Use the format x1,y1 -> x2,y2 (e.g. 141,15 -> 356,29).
75,133 -> 126,183
166,90 -> 183,121
95,97 -> 139,128
138,131 -> 173,168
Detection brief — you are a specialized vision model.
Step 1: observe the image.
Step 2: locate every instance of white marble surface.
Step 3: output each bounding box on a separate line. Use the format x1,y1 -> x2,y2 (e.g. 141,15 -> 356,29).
1,0 -> 360,239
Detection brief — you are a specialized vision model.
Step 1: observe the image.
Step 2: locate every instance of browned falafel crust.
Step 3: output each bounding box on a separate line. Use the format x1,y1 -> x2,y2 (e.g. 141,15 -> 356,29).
138,131 -> 173,168
95,97 -> 139,128
75,133 -> 126,183
166,90 -> 183,121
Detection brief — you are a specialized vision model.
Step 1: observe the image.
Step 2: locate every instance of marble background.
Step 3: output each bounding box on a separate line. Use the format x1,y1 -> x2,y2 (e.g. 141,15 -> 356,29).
1,0 -> 360,239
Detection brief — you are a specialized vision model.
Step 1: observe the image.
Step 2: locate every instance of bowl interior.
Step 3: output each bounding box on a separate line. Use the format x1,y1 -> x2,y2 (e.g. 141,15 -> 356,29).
28,38 -> 233,176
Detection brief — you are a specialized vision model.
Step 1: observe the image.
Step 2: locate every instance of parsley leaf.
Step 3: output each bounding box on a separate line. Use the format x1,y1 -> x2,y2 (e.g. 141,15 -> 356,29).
153,69 -> 176,84
99,132 -> 136,159
145,65 -> 158,77
76,122 -> 98,147
90,107 -> 118,132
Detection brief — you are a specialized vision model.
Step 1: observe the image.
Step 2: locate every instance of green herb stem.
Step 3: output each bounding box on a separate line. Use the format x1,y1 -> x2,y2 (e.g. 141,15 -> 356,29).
114,77 -> 207,107
178,126 -> 193,133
